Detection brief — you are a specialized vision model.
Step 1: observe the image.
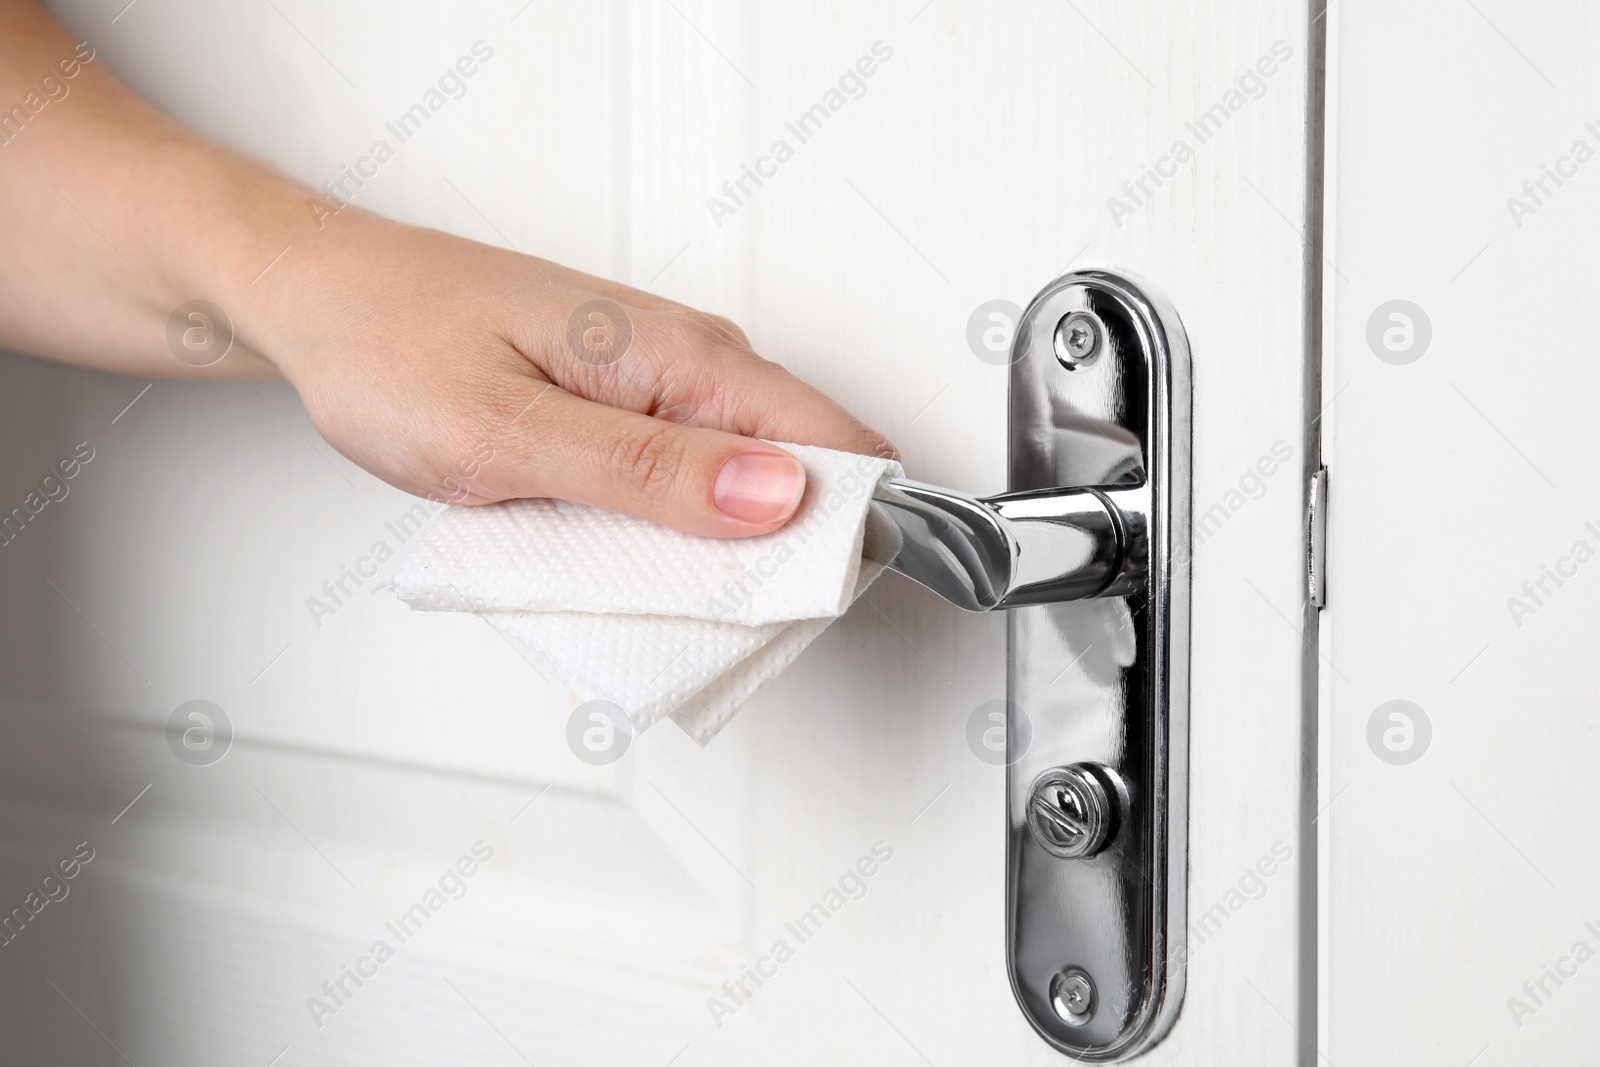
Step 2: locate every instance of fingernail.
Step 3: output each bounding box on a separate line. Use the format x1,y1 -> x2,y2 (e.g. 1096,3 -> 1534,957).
713,451 -> 806,525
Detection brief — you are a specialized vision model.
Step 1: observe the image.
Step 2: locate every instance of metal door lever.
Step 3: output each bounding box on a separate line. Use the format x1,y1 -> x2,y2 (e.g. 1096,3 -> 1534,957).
868,270 -> 1191,1063
870,479 -> 1145,611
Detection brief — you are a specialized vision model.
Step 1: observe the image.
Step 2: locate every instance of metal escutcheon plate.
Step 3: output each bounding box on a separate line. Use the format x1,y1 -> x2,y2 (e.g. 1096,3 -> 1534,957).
1006,271 -> 1191,1060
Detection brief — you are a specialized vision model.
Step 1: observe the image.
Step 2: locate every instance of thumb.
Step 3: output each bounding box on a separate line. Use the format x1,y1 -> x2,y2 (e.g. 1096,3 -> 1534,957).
485,385 -> 808,538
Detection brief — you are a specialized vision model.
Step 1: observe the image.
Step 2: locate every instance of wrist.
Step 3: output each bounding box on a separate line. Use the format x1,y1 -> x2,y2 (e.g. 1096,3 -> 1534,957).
160,140 -> 371,383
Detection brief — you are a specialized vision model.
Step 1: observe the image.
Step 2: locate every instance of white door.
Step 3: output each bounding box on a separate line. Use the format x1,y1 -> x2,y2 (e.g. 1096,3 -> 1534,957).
1320,4 -> 1600,1064
0,1 -> 1322,1063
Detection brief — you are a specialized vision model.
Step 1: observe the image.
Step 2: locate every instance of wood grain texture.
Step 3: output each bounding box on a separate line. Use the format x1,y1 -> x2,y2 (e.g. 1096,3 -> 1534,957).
0,1 -> 1318,1062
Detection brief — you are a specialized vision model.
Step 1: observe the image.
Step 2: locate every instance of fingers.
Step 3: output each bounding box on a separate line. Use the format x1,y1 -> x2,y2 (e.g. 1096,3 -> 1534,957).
480,384 -> 810,538
507,297 -> 899,463
666,341 -> 899,461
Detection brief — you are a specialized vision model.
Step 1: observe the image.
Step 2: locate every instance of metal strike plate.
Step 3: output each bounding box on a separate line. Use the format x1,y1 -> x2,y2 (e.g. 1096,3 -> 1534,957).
1005,270 -> 1191,1060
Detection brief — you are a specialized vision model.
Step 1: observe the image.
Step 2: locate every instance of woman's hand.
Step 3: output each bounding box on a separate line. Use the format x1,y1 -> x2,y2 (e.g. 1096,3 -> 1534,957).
243,215 -> 896,538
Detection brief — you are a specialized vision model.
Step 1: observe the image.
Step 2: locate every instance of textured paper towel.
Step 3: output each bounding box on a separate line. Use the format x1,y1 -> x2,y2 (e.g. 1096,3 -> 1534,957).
392,444 -> 903,744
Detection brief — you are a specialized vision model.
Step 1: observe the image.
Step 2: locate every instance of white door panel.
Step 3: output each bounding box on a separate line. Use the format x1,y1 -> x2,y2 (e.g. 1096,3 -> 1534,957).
0,1 -> 1321,1062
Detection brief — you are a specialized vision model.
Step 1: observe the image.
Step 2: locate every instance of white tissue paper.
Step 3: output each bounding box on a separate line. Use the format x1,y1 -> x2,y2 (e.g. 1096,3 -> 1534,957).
391,443 -> 904,744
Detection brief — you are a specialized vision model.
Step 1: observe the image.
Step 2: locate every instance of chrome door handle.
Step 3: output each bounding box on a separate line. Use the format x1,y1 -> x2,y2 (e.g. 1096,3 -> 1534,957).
870,479 -> 1141,611
872,270 -> 1191,1062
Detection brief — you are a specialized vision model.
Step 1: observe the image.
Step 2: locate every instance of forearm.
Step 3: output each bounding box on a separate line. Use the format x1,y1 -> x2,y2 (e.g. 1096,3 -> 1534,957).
0,0 -> 313,378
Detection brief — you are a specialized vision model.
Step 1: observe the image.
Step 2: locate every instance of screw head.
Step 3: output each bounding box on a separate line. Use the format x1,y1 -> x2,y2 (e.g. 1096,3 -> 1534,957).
1026,763 -> 1119,859
1050,968 -> 1096,1026
1053,311 -> 1103,370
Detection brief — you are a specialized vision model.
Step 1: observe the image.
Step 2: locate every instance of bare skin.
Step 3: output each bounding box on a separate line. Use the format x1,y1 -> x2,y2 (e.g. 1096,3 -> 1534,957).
0,1 -> 895,537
